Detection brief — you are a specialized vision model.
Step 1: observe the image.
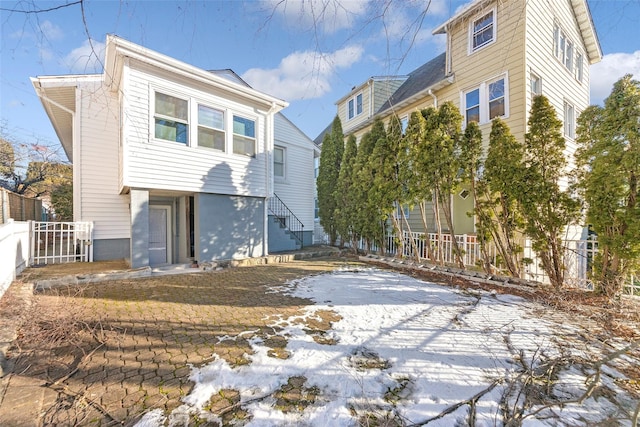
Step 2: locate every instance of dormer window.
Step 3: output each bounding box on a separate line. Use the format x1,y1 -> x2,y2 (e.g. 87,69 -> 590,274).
347,93 -> 363,120
470,9 -> 495,53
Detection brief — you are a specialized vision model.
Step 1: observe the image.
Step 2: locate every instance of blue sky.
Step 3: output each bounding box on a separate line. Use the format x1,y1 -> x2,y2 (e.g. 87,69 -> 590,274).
1,0 -> 639,160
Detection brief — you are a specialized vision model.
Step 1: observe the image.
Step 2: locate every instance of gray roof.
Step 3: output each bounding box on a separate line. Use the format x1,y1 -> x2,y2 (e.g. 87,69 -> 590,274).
377,52 -> 447,114
313,123 -> 332,147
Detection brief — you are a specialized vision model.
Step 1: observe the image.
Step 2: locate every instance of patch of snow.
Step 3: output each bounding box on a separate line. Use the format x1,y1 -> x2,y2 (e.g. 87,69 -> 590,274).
139,268 -> 637,426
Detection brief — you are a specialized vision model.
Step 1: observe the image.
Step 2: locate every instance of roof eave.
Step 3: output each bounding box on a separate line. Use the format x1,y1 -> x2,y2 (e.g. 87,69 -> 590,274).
570,0 -> 603,64
347,75 -> 455,136
104,35 -> 289,111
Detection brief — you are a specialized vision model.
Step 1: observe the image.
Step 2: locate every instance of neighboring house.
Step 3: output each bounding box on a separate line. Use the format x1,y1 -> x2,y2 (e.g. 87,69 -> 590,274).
32,35 -> 316,268
328,0 -> 601,236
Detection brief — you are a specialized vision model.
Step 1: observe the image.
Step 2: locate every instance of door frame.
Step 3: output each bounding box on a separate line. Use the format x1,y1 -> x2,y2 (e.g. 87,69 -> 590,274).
149,205 -> 172,265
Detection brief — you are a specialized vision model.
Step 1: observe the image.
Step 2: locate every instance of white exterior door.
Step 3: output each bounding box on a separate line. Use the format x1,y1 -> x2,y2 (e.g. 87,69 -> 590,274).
149,206 -> 171,265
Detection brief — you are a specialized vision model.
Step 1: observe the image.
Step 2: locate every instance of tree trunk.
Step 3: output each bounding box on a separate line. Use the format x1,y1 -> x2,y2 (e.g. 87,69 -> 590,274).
419,202 -> 435,261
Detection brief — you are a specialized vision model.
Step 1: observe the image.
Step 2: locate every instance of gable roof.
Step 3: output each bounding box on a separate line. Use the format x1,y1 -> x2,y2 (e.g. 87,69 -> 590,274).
433,0 -> 601,64
377,52 -> 449,114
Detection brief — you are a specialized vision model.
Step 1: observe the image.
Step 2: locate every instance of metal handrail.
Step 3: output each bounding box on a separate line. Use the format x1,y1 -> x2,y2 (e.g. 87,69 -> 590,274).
267,193 -> 304,248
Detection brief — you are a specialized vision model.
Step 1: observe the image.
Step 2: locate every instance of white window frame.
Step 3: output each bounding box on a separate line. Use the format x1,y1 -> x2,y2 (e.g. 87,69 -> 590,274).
196,104 -> 226,152
554,22 -> 578,75
564,101 -> 575,139
530,72 -> 542,96
232,114 -> 257,157
150,87 -> 260,158
461,73 -> 509,126
575,52 -> 584,83
153,91 -> 190,144
274,146 -> 285,179
468,7 -> 496,54
347,92 -> 364,120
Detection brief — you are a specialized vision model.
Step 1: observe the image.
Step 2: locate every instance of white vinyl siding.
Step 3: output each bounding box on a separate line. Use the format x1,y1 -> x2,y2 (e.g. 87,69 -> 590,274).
123,61 -> 270,197
274,146 -> 285,178
77,81 -> 130,239
526,0 -> 590,165
273,113 -> 316,228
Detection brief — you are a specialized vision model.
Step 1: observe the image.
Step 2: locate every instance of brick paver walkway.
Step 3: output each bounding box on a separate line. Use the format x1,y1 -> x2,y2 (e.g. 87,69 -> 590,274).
0,258 -> 351,426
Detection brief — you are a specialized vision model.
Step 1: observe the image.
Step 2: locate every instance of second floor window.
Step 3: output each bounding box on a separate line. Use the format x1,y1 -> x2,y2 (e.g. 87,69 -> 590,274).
154,92 -> 188,144
470,9 -> 495,52
233,115 -> 256,157
348,93 -> 363,120
564,101 -> 575,139
197,105 -> 225,151
462,75 -> 508,126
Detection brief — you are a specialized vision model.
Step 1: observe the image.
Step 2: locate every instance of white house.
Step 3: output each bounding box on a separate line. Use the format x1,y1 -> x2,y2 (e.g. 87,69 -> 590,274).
32,35 -> 316,268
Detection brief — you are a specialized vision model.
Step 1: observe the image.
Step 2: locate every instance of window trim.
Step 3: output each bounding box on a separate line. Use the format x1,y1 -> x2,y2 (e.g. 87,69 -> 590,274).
575,52 -> 584,83
461,73 -> 509,126
197,103 -> 226,152
564,100 -> 575,139
468,7 -> 497,54
347,92 -> 364,121
150,86 -> 260,159
153,91 -> 190,144
232,114 -> 257,157
274,146 -> 285,180
530,72 -> 542,96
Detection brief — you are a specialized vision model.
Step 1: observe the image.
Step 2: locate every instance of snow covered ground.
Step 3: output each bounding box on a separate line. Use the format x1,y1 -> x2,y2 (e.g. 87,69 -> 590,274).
137,267 -> 639,426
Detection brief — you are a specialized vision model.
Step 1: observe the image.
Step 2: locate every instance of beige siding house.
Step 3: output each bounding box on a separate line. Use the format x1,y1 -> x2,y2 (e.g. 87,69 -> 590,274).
33,36 -> 316,268
328,0 -> 601,236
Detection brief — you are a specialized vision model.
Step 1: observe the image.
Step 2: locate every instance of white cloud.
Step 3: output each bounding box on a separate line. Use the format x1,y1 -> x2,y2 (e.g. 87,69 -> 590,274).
39,20 -> 64,40
590,50 -> 640,105
62,39 -> 106,73
264,0 -> 370,34
242,45 -> 364,101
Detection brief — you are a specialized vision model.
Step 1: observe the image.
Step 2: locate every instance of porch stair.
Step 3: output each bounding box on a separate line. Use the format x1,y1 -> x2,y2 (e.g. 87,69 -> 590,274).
267,194 -> 304,252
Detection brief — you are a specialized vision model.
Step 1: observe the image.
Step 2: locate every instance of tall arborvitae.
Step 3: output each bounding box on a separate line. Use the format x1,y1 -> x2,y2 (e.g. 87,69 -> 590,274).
365,118 -> 390,252
520,95 -> 580,289
482,118 -> 525,277
352,131 -> 378,251
405,110 -> 435,261
422,102 -> 465,268
335,134 -> 359,250
575,75 -> 640,297
317,116 -> 344,245
370,115 -> 406,256
461,121 -> 492,273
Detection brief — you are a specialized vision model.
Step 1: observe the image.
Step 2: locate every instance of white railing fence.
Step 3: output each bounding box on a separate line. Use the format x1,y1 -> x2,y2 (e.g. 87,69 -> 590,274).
355,231 -> 638,296
30,221 -> 94,265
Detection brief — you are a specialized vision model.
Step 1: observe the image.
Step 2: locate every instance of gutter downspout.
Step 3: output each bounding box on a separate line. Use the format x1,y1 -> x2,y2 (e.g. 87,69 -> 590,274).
428,89 -> 438,108
264,101 -> 278,257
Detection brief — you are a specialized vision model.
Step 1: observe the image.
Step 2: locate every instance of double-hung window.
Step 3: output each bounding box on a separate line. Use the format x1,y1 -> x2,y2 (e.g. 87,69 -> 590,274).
233,115 -> 256,157
575,53 -> 584,82
197,105 -> 225,151
488,78 -> 505,119
470,9 -> 495,53
465,88 -> 480,125
463,75 -> 508,125
530,72 -> 542,95
554,22 -> 579,76
154,92 -> 189,144
347,93 -> 363,120
274,146 -> 285,178
564,101 -> 575,139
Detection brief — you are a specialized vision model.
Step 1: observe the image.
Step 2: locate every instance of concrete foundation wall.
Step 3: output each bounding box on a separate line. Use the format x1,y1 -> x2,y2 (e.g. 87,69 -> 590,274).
93,238 -> 130,263
196,194 -> 265,261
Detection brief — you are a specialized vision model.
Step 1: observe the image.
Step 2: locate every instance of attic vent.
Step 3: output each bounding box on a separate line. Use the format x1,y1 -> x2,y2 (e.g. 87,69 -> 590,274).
459,189 -> 470,200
